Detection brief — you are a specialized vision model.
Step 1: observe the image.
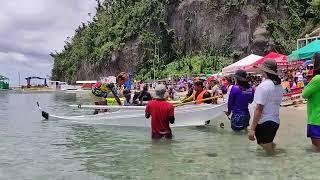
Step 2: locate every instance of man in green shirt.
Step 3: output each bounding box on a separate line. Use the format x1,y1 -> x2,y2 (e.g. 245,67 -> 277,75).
302,53 -> 320,151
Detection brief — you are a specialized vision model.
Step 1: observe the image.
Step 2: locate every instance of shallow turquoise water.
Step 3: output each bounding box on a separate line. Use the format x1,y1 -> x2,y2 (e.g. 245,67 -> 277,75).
0,91 -> 319,180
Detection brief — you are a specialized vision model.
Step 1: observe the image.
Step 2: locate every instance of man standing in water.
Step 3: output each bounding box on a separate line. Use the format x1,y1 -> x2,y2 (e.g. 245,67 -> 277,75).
145,84 -> 175,139
92,72 -> 128,114
248,60 -> 283,153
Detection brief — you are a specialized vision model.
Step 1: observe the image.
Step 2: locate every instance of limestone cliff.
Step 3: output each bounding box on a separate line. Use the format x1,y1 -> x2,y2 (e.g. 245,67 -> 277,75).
51,0 -> 319,82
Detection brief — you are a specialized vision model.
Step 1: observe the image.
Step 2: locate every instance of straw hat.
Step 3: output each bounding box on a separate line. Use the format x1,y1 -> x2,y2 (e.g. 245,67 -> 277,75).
257,59 -> 279,75
154,84 -> 166,99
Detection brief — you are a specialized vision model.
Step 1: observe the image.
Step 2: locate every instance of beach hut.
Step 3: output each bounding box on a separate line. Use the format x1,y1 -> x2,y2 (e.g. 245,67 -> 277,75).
288,39 -> 320,62
0,75 -> 9,89
222,54 -> 263,75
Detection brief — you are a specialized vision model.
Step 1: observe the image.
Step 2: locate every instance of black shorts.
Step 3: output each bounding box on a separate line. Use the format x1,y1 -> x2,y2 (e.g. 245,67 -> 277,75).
255,121 -> 279,144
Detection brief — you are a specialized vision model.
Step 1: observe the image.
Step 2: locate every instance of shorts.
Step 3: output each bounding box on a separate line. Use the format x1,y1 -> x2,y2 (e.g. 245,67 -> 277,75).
231,112 -> 250,131
152,133 -> 172,139
255,121 -> 279,144
307,124 -> 320,139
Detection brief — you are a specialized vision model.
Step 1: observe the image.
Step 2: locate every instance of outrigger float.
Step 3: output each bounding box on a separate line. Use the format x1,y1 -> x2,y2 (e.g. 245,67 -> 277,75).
36,97 -> 227,127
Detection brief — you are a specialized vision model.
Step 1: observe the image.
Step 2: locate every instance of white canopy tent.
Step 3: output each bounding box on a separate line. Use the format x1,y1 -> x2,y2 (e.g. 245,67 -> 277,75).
222,54 -> 263,75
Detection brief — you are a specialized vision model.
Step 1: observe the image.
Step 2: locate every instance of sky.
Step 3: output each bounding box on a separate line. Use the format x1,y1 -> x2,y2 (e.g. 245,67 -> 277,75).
0,0 -> 96,86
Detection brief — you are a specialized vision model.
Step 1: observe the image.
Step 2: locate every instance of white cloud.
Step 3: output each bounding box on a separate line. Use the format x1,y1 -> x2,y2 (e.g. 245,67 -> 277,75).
0,0 -> 96,86
0,52 -> 28,63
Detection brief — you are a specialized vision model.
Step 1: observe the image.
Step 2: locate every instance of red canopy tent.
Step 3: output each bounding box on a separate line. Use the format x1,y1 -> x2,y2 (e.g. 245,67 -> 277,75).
242,52 -> 302,72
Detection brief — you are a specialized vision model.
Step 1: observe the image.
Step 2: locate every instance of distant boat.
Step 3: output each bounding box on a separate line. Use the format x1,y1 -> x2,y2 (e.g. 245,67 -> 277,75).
0,75 -> 9,90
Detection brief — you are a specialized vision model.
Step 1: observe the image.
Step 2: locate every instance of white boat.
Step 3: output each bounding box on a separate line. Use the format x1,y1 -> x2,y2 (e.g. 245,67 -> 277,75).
37,102 -> 227,127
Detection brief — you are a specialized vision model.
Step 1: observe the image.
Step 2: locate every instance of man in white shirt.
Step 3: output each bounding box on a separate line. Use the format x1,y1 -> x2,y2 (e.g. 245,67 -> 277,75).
248,59 -> 283,153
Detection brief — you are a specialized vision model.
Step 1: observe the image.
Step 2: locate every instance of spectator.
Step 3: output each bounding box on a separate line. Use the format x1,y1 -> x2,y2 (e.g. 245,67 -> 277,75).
302,53 -> 320,151
248,59 -> 283,153
226,70 -> 254,131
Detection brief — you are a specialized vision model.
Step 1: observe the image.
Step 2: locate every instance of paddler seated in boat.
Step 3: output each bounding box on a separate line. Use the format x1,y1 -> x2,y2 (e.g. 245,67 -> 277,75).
145,84 -> 175,139
123,89 -> 132,106
91,72 -> 128,114
137,85 -> 152,105
208,78 -> 220,104
168,85 -> 179,100
181,80 -> 212,104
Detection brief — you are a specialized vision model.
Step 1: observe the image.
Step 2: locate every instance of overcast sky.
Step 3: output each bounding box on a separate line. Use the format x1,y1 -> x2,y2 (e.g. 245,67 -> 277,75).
0,0 -> 96,86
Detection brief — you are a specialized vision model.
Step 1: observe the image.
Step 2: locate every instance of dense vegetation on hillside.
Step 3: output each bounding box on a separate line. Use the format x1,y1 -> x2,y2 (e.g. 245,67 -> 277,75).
266,0 -> 320,54
51,0 -> 320,82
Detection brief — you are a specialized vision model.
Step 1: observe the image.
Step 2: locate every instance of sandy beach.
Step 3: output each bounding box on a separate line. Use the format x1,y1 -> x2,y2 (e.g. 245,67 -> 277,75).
269,104 -> 309,149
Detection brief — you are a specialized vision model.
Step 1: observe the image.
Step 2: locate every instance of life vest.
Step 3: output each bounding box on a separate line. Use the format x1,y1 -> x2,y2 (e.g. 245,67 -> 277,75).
193,90 -> 208,104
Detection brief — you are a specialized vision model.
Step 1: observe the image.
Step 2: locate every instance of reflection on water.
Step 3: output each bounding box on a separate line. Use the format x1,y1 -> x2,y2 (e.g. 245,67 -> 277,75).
0,91 -> 320,179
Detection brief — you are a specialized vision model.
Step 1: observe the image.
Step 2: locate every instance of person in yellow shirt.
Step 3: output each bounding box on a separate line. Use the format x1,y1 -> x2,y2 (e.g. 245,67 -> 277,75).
92,72 -> 128,114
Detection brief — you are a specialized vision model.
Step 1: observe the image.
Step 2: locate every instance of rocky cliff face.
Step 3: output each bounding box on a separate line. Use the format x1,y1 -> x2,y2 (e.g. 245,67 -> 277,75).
168,0 -> 286,56
67,0 -> 291,81
76,37 -> 144,81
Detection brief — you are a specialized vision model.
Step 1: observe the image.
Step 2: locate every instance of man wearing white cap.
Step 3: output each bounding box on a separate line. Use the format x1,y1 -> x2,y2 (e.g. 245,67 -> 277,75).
145,84 -> 175,139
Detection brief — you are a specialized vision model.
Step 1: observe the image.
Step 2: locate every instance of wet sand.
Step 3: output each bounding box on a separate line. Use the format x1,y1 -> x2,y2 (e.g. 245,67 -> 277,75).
273,104 -> 309,148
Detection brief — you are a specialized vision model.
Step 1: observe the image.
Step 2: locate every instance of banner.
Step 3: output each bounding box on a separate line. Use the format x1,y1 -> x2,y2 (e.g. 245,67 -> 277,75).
281,89 -> 303,106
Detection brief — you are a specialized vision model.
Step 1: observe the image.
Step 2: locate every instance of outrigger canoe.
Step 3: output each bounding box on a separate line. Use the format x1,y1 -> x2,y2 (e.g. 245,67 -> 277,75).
37,102 -> 227,127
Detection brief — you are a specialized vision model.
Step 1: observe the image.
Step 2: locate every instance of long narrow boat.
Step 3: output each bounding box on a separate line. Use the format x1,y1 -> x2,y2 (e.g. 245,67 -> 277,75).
37,102 -> 227,127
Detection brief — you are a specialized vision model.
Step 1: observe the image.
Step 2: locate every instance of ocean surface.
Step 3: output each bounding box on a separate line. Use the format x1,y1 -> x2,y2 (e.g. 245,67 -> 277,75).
0,91 -> 319,180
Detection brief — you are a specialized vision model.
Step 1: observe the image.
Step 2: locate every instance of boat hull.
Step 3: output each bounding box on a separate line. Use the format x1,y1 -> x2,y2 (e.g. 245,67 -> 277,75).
43,103 -> 227,127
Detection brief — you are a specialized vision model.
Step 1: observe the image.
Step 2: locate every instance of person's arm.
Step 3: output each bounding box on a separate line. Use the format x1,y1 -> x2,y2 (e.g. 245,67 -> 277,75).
139,92 -> 144,105
302,76 -> 320,99
227,87 -> 236,115
145,103 -> 151,119
145,112 -> 151,119
249,88 -> 255,104
181,91 -> 195,103
250,104 -> 264,131
168,104 -> 175,124
203,91 -> 212,104
109,84 -> 122,105
248,86 -> 267,141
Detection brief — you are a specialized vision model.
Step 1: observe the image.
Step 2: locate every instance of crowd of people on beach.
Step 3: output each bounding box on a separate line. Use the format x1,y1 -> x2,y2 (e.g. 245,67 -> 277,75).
90,53 -> 320,153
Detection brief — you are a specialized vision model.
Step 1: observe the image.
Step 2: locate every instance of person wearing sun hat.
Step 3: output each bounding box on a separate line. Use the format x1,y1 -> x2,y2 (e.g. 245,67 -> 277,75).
248,59 -> 283,153
145,84 -> 175,139
226,69 -> 254,131
302,53 -> 320,151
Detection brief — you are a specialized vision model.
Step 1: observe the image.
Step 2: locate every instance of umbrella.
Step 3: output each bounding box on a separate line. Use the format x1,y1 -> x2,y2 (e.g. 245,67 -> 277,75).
303,60 -> 313,66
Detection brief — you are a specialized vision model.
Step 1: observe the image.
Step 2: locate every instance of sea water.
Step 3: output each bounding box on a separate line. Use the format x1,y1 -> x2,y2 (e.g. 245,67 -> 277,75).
0,91 -> 319,180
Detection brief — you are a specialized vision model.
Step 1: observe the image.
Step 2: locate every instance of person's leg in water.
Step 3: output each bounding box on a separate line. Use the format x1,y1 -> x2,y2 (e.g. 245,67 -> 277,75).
255,121 -> 279,154
259,143 -> 276,154
93,100 -> 107,115
311,138 -> 320,151
230,113 -> 249,131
